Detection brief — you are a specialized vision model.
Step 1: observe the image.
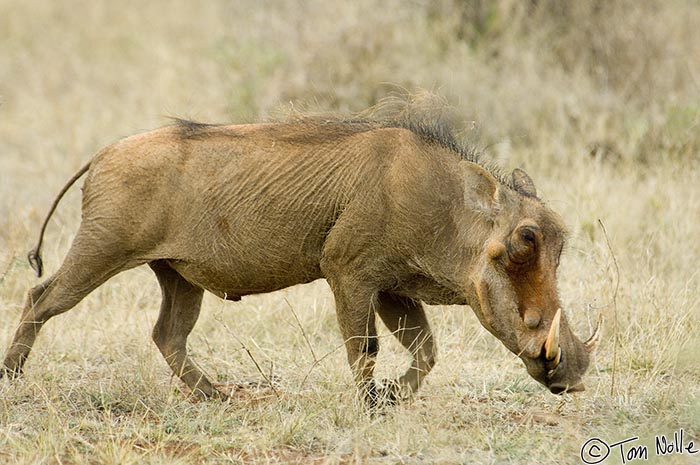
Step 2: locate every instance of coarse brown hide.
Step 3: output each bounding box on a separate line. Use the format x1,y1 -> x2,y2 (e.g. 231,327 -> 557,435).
1,115 -> 600,407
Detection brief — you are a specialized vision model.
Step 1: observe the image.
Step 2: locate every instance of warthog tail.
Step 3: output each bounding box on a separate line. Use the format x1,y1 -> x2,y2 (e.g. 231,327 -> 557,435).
28,160 -> 92,277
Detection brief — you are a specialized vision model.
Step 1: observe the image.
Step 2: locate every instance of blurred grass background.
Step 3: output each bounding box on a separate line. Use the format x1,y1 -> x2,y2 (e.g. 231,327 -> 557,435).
1,1 -> 699,464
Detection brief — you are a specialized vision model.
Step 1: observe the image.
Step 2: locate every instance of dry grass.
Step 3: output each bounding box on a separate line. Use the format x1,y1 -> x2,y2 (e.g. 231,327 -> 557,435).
1,1 -> 699,464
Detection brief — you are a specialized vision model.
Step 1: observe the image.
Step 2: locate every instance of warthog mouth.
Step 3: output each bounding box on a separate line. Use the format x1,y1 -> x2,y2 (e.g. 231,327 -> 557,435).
541,345 -> 586,394
548,381 -> 586,394
532,309 -> 603,395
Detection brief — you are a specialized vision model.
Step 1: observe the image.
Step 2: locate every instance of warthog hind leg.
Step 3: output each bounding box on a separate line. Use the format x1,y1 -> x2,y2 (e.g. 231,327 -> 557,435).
2,229 -> 134,378
376,292 -> 436,401
149,260 -> 222,400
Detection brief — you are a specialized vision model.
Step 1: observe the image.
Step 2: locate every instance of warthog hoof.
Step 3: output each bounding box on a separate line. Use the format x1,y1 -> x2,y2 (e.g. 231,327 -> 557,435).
181,384 -> 230,402
0,366 -> 23,380
363,379 -> 411,412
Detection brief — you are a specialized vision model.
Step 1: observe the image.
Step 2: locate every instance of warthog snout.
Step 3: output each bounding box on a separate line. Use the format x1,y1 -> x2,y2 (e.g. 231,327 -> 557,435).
524,309 -> 603,394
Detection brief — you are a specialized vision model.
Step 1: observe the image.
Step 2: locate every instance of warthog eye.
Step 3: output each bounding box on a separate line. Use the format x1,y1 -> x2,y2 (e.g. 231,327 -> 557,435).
520,227 -> 536,245
508,225 -> 539,264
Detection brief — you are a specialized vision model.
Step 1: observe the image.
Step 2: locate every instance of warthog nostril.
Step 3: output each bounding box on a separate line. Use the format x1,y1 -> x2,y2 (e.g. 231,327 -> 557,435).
549,382 -> 585,394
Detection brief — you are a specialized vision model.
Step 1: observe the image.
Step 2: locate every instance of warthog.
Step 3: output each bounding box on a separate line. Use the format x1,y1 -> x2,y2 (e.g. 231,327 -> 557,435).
1,112 -> 601,406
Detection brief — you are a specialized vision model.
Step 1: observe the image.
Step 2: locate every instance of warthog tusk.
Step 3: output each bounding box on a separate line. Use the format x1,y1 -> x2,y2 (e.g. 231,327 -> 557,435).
584,312 -> 604,352
544,308 -> 561,365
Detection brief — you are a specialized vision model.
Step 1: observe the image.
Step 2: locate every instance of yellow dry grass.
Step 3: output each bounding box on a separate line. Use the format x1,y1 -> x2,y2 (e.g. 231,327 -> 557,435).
1,1 -> 699,464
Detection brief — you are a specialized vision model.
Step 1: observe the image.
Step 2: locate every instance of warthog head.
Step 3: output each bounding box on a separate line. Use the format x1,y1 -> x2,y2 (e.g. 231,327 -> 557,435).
462,165 -> 601,394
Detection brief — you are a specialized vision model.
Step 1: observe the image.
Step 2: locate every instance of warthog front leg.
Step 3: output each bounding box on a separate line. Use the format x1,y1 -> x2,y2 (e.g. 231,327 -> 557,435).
325,275 -> 384,408
376,292 -> 436,401
149,261 -> 223,400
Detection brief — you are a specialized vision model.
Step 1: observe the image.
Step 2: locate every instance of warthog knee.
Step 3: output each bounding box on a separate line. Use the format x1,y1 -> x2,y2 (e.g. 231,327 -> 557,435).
152,328 -> 175,352
26,282 -> 50,308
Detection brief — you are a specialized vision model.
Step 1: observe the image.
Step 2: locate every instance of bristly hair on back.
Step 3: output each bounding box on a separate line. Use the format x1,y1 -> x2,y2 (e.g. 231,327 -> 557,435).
170,118 -> 223,139
368,93 -> 483,158
276,92 -> 483,162
170,93 -> 519,193
358,92 -> 514,191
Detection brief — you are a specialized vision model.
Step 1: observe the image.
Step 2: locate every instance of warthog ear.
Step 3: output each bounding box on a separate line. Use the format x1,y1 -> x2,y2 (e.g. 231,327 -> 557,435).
461,161 -> 499,216
512,168 -> 537,197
